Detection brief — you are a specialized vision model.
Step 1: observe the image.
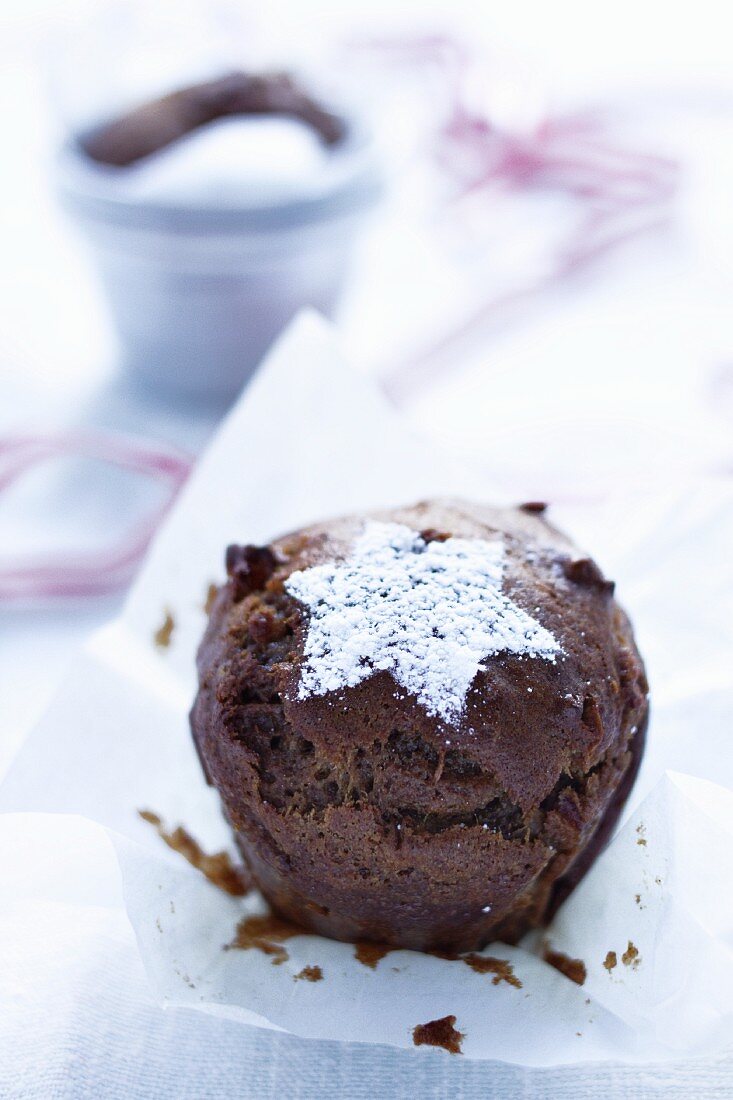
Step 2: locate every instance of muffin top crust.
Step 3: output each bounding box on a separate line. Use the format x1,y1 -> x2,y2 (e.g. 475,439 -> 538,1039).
284,518 -> 563,723
210,498 -> 648,815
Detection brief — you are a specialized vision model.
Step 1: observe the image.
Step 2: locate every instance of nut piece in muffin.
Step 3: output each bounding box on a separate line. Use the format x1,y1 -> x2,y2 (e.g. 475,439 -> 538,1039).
190,499 -> 648,953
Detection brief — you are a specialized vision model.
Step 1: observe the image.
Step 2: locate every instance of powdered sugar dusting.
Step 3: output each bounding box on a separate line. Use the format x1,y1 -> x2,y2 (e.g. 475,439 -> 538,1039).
285,521 -> 561,724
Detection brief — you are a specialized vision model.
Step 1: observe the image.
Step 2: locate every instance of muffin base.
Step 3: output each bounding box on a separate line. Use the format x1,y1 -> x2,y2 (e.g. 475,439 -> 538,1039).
225,716 -> 646,954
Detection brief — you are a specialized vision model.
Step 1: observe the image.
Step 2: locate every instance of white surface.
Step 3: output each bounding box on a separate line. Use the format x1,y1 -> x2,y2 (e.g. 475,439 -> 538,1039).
2,1 -> 733,1096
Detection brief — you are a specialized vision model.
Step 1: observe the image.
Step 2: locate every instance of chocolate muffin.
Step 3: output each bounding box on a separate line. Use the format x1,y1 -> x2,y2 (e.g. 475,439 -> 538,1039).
191,500 -> 648,953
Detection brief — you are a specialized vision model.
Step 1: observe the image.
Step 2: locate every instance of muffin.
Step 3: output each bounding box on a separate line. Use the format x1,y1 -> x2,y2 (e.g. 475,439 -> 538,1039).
191,499 -> 648,953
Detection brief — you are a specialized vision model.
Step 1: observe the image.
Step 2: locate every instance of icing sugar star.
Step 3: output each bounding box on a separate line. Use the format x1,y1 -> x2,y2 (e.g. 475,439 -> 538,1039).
285,521 -> 561,723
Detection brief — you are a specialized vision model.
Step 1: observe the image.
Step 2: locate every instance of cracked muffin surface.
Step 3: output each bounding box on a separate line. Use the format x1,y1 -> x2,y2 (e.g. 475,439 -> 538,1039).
190,499 -> 648,952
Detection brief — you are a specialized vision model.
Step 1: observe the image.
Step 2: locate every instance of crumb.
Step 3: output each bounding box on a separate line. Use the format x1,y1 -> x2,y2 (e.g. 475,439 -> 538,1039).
412,1015 -> 464,1055
138,810 -> 251,896
637,838 -> 647,846
622,941 -> 640,968
227,912 -> 303,965
463,954 -> 522,988
354,942 -> 392,969
174,968 -> 195,990
585,998 -> 591,1005
655,876 -> 662,886
294,965 -> 323,983
576,1031 -> 582,1037
636,823 -> 647,846
154,610 -> 175,649
603,951 -> 617,972
543,947 -> 587,986
204,583 -> 218,615
420,527 -> 451,543
635,894 -> 641,904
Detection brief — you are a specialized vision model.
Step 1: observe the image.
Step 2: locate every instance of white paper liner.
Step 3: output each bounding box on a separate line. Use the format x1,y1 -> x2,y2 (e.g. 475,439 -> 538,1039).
2,312 -> 732,1065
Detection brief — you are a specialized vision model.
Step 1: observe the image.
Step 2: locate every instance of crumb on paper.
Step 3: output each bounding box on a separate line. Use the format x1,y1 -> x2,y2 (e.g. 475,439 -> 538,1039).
463,954 -> 522,988
204,582 -> 218,615
294,965 -> 323,983
154,610 -> 175,649
543,946 -> 587,986
227,912 -> 303,966
138,809 -> 251,896
636,823 -> 647,846
174,968 -> 195,990
622,941 -> 640,968
354,942 -> 392,969
412,1015 -> 464,1055
603,951 -> 617,972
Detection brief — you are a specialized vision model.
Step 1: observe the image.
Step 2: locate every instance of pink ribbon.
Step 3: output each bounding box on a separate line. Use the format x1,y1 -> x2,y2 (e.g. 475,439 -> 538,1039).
351,34 -> 678,399
0,433 -> 191,601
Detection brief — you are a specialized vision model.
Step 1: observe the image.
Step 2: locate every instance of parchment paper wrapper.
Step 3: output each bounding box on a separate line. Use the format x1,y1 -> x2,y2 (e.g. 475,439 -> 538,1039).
2,313 -> 732,1065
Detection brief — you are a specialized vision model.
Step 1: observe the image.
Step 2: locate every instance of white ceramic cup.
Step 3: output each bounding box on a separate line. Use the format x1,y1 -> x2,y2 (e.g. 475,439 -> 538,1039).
56,111 -> 381,403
